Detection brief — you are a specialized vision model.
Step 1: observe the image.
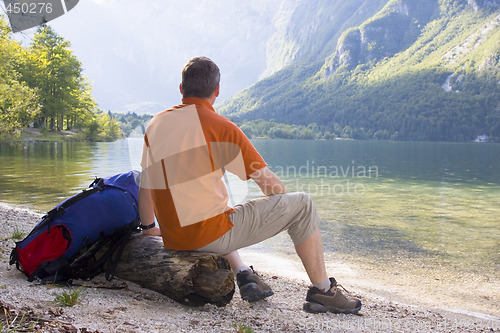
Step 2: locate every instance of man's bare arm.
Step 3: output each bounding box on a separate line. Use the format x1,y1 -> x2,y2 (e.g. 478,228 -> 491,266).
249,166 -> 287,196
138,186 -> 162,236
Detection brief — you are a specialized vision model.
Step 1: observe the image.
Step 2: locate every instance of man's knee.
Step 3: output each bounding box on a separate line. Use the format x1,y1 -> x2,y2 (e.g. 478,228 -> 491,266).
294,192 -> 317,217
297,191 -> 313,203
286,192 -> 321,244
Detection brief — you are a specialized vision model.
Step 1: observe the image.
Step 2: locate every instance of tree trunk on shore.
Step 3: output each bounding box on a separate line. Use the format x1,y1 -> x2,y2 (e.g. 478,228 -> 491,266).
114,234 -> 235,307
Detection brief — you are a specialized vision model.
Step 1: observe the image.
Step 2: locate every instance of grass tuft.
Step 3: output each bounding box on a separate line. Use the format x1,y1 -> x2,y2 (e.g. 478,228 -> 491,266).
232,322 -> 255,333
10,227 -> 25,240
53,287 -> 83,307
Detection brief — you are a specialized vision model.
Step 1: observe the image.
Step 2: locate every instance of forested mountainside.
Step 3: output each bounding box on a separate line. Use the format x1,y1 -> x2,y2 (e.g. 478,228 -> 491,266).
220,0 -> 500,142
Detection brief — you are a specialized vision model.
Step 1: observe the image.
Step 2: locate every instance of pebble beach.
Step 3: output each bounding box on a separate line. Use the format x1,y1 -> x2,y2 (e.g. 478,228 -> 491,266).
0,203 -> 499,332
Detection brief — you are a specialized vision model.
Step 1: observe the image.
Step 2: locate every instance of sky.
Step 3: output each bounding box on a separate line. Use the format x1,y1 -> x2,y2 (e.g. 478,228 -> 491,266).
2,0 -> 285,113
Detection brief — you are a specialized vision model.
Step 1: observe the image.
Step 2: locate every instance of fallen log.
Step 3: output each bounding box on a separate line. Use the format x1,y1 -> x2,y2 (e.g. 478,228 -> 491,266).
114,234 -> 235,307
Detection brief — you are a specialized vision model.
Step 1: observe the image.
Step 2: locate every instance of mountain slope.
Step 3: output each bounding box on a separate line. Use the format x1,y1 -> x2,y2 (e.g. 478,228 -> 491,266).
219,0 -> 500,142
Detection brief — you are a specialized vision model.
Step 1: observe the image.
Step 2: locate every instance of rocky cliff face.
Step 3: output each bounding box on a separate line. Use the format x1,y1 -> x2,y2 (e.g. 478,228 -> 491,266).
260,0 -> 388,78
260,0 -> 499,80
324,0 -> 439,76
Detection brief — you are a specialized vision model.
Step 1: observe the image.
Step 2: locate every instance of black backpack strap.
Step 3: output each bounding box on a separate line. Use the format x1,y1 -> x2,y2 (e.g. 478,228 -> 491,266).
104,225 -> 139,281
9,246 -> 19,266
47,179 -> 105,220
70,218 -> 140,281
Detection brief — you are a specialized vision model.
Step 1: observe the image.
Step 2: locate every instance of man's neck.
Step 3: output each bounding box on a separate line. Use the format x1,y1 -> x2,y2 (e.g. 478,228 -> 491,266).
204,95 -> 216,105
183,96 -> 215,105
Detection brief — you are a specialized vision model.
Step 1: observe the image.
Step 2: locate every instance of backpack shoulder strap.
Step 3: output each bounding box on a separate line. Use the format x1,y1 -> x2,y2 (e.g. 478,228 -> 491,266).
70,219 -> 140,281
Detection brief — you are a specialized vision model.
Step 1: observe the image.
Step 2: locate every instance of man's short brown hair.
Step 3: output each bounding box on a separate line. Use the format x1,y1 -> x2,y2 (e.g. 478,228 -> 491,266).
181,56 -> 220,98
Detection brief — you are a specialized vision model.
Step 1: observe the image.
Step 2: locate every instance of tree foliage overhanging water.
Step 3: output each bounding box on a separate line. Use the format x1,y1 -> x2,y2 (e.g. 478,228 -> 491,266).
0,17 -> 120,141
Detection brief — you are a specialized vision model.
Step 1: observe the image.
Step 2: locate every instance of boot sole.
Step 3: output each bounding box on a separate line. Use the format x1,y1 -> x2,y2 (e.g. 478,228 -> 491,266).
240,283 -> 274,302
303,301 -> 362,314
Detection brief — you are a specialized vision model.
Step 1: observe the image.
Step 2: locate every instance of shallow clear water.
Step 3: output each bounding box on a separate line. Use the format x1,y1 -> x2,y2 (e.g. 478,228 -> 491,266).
249,140 -> 500,270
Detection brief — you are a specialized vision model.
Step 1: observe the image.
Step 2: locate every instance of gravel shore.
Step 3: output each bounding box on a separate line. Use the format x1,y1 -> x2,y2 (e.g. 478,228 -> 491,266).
0,203 -> 499,332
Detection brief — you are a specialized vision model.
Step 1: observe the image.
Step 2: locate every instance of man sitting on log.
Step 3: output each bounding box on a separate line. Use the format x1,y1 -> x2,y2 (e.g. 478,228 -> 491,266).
138,56 -> 362,314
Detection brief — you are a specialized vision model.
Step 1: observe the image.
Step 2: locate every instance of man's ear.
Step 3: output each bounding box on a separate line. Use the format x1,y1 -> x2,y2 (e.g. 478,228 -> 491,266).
179,83 -> 183,95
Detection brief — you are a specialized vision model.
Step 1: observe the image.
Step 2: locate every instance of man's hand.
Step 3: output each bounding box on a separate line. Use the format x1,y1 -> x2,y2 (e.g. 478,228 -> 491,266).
249,166 -> 287,196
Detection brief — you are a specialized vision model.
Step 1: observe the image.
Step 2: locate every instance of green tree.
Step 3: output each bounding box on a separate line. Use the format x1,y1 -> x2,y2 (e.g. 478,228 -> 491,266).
0,17 -> 40,137
1,17 -> 122,141
23,25 -> 83,130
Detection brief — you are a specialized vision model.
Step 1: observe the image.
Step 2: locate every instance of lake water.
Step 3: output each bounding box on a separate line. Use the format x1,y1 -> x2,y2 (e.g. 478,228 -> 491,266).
1,138 -> 499,317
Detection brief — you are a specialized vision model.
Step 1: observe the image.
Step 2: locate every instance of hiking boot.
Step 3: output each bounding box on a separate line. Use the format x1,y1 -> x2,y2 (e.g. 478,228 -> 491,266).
236,267 -> 274,302
303,278 -> 362,314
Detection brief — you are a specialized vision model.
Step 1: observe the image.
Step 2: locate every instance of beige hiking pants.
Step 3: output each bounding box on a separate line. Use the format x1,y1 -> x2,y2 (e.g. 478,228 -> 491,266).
196,192 -> 321,255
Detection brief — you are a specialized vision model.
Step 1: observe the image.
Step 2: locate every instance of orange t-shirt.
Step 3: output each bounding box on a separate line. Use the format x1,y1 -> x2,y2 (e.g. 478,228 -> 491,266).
140,97 -> 267,250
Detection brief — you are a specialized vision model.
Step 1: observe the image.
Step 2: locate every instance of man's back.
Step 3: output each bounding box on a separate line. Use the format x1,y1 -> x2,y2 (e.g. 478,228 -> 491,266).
140,97 -> 266,250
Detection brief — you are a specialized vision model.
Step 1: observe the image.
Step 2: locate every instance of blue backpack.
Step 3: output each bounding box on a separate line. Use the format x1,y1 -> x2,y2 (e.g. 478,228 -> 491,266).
10,171 -> 142,284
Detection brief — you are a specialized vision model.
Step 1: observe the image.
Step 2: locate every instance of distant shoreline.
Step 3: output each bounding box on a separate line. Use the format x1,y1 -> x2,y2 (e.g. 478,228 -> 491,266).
0,128 -> 122,144
0,128 -> 82,144
2,128 -> 497,145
